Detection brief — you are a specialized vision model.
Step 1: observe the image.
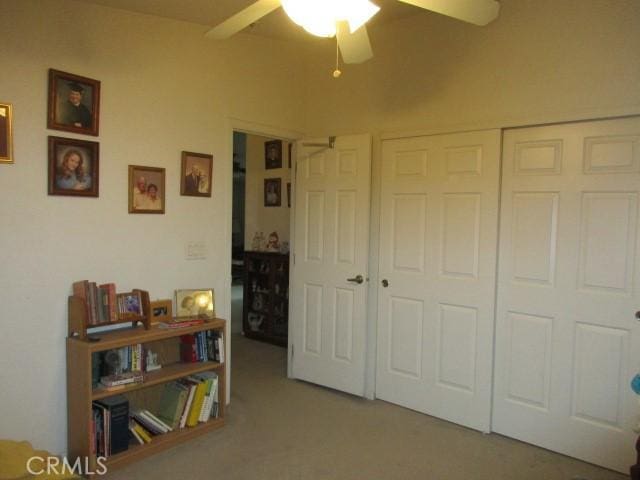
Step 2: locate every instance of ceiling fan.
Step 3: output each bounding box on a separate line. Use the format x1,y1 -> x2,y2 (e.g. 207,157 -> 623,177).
205,0 -> 500,65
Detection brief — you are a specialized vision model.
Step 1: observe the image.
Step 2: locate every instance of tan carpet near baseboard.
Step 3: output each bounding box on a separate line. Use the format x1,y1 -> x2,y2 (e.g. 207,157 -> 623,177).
106,335 -> 625,480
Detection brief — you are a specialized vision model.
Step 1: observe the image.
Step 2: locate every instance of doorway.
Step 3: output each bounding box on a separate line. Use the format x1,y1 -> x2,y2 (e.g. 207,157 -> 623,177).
230,130 -> 293,349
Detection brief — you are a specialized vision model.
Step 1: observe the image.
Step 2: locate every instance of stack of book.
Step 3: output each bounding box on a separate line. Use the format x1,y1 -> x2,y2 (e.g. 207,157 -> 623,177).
180,331 -> 224,364
73,280 -> 144,325
128,372 -> 220,445
92,395 -> 129,458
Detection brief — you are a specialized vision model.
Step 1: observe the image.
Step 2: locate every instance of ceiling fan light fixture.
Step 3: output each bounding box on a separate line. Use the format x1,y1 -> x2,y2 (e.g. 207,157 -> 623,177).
281,0 -> 380,37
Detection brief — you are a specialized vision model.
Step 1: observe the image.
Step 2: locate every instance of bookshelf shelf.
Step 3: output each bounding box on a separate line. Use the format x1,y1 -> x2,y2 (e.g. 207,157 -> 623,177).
105,417 -> 225,470
67,304 -> 226,476
91,361 -> 223,400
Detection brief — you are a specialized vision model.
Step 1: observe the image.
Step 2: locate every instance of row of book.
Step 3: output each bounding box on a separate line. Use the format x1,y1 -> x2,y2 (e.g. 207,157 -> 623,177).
73,280 -> 144,326
131,372 -> 220,446
181,331 -> 225,364
92,344 -> 148,388
90,372 -> 220,457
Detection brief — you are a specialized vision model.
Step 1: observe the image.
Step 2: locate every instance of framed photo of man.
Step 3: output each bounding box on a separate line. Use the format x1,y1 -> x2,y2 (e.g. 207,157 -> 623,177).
180,151 -> 213,197
128,165 -> 165,214
0,102 -> 13,164
265,140 -> 282,169
47,69 -> 100,136
48,136 -> 99,197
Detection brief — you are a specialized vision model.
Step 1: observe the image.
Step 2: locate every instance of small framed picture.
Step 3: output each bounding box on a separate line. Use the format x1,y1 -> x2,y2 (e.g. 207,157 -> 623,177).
129,165 -> 165,214
264,178 -> 281,207
181,151 -> 213,197
0,102 -> 13,164
175,289 -> 215,318
287,182 -> 291,208
47,69 -> 100,136
48,136 -> 99,197
150,299 -> 173,324
265,139 -> 282,169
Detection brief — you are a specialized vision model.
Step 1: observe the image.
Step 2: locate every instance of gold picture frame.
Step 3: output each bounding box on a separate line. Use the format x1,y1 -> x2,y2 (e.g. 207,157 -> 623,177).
128,165 -> 166,214
175,289 -> 215,319
0,102 -> 13,164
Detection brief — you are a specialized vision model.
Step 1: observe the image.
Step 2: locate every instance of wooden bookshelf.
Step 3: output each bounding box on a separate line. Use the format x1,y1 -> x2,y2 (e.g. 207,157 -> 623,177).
67,311 -> 226,475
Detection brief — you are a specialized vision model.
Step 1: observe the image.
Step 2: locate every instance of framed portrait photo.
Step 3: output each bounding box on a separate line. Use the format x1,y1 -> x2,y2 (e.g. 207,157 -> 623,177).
265,139 -> 282,169
48,136 -> 99,197
264,177 -> 281,207
175,289 -> 215,318
180,151 -> 213,197
128,165 -> 165,214
0,102 -> 13,164
48,69 -> 100,136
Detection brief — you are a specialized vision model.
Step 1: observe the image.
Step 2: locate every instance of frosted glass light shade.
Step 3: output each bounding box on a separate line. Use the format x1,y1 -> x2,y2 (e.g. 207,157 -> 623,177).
281,0 -> 380,37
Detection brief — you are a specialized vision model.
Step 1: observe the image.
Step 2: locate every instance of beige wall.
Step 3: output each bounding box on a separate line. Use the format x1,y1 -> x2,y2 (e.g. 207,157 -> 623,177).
244,134 -> 292,247
0,0 -> 306,454
303,0 -> 640,136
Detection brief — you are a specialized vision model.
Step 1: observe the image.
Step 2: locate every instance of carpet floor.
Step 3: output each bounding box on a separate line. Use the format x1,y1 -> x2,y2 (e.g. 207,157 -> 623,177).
106,334 -> 626,480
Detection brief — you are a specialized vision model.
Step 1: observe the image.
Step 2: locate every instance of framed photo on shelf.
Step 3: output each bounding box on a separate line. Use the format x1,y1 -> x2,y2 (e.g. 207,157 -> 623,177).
180,151 -> 213,197
175,289 -> 215,318
47,69 -> 100,136
264,178 -> 281,207
48,136 -> 99,197
265,139 -> 282,169
150,299 -> 173,324
0,102 -> 13,164
128,165 -> 165,214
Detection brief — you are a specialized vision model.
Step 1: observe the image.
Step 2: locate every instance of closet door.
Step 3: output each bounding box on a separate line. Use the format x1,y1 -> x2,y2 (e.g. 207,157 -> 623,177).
493,117 -> 640,472
376,129 -> 500,431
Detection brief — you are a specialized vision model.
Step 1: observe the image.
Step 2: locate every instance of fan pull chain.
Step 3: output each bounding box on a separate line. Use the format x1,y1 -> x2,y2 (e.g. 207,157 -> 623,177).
333,37 -> 342,78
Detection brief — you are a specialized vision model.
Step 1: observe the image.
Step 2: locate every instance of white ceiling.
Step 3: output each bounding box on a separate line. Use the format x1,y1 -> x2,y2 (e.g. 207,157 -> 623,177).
75,0 -> 423,43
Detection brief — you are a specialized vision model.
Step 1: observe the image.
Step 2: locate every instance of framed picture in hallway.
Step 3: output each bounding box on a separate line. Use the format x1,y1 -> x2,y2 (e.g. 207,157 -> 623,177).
264,178 -> 281,207
128,165 -> 165,213
265,139 -> 282,169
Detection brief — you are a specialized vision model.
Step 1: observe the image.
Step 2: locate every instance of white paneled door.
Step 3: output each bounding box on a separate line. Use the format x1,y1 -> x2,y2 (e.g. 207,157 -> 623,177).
291,134 -> 371,396
493,117 -> 640,472
376,130 -> 501,431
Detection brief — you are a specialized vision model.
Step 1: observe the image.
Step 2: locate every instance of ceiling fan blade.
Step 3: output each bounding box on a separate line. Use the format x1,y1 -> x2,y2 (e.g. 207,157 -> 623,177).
397,0 -> 500,26
337,22 -> 374,64
205,0 -> 282,39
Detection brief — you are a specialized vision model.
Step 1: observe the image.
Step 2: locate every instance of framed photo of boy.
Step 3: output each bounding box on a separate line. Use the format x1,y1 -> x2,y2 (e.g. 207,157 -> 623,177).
48,136 -> 99,197
181,151 -> 213,197
128,165 -> 165,214
264,178 -> 281,207
47,69 -> 100,136
0,102 -> 13,164
265,139 -> 282,169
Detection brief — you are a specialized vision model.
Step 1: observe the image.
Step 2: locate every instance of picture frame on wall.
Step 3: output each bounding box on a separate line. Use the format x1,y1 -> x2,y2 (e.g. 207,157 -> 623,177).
47,69 -> 100,136
180,151 -> 213,197
265,139 -> 282,169
264,178 -> 281,207
0,102 -> 13,164
47,136 -> 99,197
128,165 -> 165,214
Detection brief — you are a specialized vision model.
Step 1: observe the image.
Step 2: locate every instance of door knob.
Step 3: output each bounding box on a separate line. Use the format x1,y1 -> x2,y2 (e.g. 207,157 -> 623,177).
381,279 -> 389,288
347,275 -> 364,284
